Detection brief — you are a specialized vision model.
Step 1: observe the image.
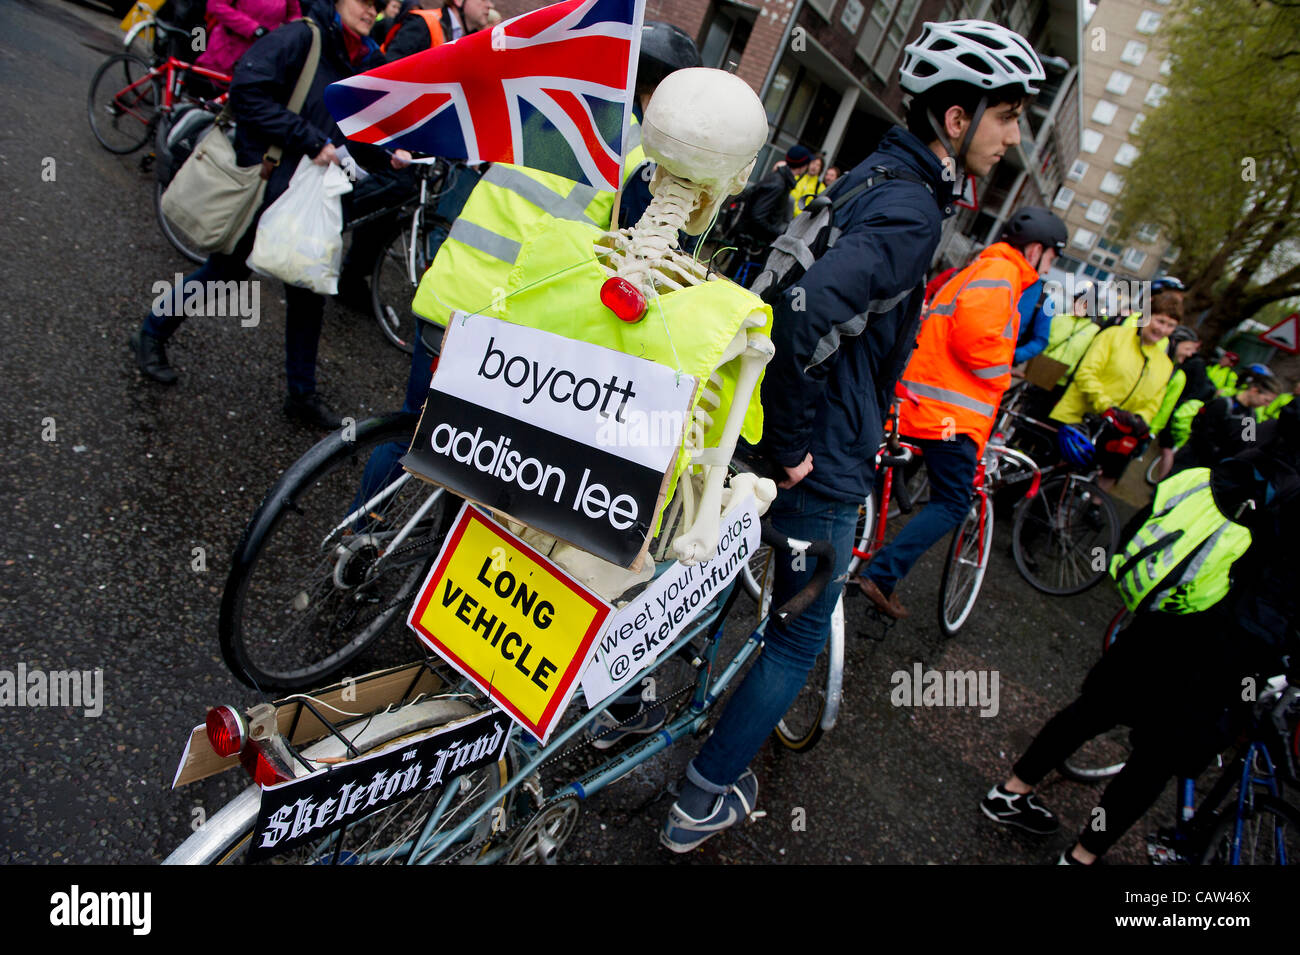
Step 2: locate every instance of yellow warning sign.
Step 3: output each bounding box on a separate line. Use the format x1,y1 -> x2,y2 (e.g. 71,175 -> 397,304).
407,503 -> 611,742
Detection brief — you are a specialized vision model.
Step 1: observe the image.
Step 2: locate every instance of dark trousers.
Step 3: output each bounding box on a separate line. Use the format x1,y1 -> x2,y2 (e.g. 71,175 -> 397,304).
140,226 -> 326,396
1012,613 -> 1247,856
862,434 -> 978,595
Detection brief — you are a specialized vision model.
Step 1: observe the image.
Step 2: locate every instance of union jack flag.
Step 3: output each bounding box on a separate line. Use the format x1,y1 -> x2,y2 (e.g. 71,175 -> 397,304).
324,0 -> 643,190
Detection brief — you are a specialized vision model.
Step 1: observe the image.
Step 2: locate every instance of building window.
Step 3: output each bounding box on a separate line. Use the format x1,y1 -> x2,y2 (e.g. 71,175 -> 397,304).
1081,129 -> 1104,153
1067,159 -> 1089,181
842,0 -> 865,32
1114,143 -> 1140,166
1100,172 -> 1124,195
1145,83 -> 1169,108
855,0 -> 921,79
1098,238 -> 1123,255
1053,186 -> 1075,210
699,1 -> 755,71
1136,223 -> 1161,243
1091,100 -> 1119,125
1160,56 -> 1173,76
1106,71 -> 1134,96
1129,112 -> 1146,136
1163,245 -> 1180,263
1137,10 -> 1162,33
1086,199 -> 1111,224
1072,228 -> 1097,251
1120,40 -> 1147,66
1122,248 -> 1148,270
806,0 -> 835,19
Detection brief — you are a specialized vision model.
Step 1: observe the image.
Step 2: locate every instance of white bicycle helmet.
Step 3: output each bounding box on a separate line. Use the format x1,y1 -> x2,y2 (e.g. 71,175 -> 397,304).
900,20 -> 1045,96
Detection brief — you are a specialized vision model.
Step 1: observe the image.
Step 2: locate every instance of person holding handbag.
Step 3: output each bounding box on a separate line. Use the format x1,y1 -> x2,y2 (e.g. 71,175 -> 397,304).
131,0 -> 405,429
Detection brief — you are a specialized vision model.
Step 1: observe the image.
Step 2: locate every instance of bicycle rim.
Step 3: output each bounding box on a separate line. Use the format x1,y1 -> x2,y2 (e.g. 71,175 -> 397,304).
1200,795 -> 1300,865
154,174 -> 207,264
1011,476 -> 1117,596
88,53 -> 159,153
165,698 -> 521,865
938,496 -> 992,637
219,415 -> 452,691
772,595 -> 844,751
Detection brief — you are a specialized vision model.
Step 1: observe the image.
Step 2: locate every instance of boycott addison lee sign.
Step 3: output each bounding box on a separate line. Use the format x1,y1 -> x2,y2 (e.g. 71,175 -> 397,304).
404,315 -> 697,566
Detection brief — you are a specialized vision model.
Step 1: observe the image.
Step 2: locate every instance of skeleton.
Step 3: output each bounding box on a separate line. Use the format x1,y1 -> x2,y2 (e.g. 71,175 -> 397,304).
512,68 -> 779,601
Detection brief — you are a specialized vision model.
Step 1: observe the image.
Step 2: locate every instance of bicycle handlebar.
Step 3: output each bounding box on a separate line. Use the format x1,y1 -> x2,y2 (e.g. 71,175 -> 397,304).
758,522 -> 835,628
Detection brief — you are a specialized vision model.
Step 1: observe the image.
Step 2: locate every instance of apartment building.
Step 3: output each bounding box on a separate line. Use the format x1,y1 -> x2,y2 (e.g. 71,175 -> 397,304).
1049,0 -> 1176,287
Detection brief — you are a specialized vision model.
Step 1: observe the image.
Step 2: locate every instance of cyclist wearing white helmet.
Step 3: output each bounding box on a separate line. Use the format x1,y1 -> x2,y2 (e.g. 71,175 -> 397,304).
663,18 -> 1048,853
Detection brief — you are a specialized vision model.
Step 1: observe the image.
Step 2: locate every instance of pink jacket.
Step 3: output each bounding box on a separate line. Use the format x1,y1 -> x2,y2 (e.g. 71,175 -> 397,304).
196,0 -> 303,76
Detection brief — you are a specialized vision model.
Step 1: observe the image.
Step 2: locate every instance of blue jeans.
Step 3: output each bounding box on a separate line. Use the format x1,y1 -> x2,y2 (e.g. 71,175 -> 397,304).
140,228 -> 326,396
351,318 -> 442,518
690,484 -> 860,788
862,434 -> 977,595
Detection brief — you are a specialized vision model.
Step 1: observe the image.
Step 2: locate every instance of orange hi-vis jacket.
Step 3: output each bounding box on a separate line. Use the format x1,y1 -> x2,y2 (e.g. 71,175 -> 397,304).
899,242 -> 1042,453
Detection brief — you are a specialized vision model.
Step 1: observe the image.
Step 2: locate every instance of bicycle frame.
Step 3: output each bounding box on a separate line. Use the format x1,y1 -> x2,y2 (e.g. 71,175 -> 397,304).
109,57 -> 230,126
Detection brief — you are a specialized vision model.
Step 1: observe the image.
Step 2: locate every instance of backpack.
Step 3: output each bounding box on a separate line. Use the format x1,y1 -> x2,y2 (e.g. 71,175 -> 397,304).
748,165 -> 931,307
713,186 -> 753,246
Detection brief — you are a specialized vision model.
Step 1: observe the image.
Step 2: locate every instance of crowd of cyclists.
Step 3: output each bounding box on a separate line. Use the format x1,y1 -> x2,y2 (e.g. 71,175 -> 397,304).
114,1 -> 1297,864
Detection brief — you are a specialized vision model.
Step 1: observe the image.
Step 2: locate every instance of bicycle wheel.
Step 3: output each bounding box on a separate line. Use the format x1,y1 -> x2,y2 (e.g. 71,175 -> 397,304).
1200,794 -> 1300,865
219,412 -> 455,691
371,216 -> 451,354
153,110 -> 211,263
163,698 -> 522,865
938,494 -> 993,637
1011,475 -> 1119,596
87,53 -> 159,153
772,593 -> 845,752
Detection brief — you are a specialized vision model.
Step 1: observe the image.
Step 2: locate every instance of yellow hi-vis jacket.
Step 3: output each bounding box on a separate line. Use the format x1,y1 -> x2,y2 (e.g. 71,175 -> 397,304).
412,122 -> 646,327
1043,313 -> 1099,386
1051,325 -> 1173,425
1109,466 -> 1252,613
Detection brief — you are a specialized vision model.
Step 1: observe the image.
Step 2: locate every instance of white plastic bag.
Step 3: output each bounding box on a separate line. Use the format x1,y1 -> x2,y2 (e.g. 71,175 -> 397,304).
248,156 -> 353,295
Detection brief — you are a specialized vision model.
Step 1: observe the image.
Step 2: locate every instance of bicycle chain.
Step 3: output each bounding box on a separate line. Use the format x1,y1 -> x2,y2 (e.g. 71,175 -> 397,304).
433,680 -> 700,864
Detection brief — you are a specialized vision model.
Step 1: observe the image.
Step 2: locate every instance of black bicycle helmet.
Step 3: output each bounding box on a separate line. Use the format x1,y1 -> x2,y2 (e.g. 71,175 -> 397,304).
1001,206 -> 1068,255
1166,323 -> 1198,358
638,22 -> 702,86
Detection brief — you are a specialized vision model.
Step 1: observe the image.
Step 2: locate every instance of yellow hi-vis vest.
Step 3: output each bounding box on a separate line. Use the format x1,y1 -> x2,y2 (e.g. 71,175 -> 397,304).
1109,467 -> 1252,614
446,215 -> 772,527
412,123 -> 646,327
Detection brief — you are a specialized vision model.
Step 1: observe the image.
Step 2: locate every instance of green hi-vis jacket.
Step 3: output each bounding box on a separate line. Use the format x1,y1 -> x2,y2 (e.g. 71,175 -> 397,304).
1110,466 -> 1252,614
1043,313 -> 1099,387
411,125 -> 647,328
442,215 -> 772,532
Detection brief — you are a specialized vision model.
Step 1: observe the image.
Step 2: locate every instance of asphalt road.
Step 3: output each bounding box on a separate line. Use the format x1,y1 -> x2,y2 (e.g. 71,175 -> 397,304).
4,0 -> 1153,867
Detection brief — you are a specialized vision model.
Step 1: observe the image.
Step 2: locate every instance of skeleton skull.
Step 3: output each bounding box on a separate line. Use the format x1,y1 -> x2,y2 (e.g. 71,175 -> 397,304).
640,68 -> 769,235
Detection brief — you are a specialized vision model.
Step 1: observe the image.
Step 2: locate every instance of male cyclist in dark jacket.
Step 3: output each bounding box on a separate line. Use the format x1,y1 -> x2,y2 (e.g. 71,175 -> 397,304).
662,19 -> 1051,852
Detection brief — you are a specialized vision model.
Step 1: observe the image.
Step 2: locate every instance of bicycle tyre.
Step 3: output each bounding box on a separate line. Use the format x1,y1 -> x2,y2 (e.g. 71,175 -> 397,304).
1199,794 -> 1300,865
88,53 -> 159,153
772,593 -> 845,752
371,216 -> 452,354
219,412 -> 454,691
162,698 -> 518,864
1011,475 -> 1119,596
938,494 -> 993,637
152,109 -> 211,263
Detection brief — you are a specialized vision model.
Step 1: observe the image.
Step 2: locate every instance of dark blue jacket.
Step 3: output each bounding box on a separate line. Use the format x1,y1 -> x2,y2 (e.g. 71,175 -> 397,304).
230,0 -> 388,208
758,127 -> 954,503
1013,278 -> 1054,363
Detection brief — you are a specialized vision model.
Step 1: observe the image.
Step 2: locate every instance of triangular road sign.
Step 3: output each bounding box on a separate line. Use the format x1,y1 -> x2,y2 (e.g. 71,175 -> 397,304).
1260,312 -> 1300,354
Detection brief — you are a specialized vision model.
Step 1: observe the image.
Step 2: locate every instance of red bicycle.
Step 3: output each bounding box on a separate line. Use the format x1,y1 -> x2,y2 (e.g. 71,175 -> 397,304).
847,401 -> 1041,637
87,20 -> 231,154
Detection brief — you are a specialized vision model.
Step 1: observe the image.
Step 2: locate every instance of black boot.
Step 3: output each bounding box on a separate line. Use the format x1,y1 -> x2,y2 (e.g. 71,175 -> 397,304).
335,272 -> 372,314
129,330 -> 178,384
283,392 -> 343,430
